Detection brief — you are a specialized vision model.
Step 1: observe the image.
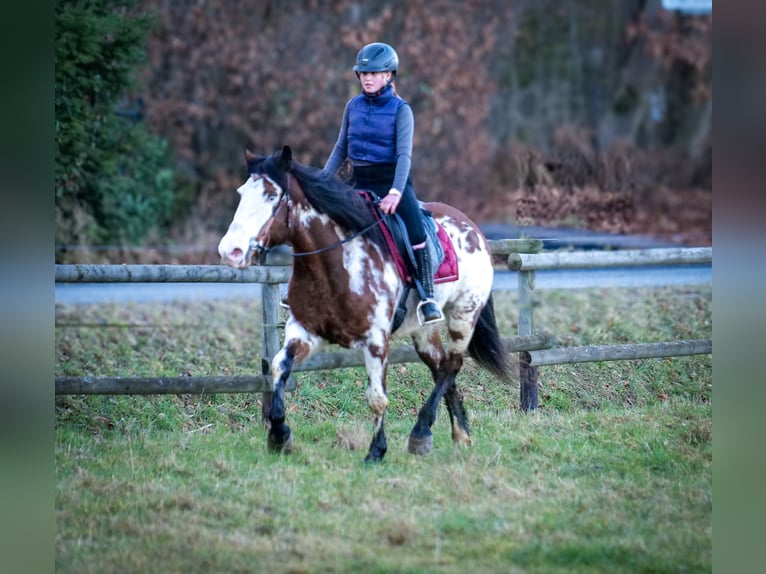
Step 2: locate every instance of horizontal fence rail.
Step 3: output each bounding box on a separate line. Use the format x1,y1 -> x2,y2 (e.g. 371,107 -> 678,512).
55,263 -> 292,284
507,247 -> 712,271
55,375 -> 292,395
296,332 -> 554,372
529,339 -> 712,367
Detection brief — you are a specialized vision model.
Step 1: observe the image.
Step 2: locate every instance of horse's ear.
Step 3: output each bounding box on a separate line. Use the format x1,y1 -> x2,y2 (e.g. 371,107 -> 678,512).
244,148 -> 257,164
280,146 -> 293,169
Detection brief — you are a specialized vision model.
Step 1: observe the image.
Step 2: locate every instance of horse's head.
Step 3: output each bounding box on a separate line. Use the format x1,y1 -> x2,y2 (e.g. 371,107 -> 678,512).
218,146 -> 293,268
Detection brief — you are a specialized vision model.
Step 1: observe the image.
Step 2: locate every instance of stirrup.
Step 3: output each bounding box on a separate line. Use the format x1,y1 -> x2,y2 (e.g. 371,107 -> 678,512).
416,299 -> 444,326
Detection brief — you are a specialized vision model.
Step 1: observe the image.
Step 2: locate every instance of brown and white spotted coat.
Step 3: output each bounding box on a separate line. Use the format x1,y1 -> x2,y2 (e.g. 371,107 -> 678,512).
218,147 -> 512,462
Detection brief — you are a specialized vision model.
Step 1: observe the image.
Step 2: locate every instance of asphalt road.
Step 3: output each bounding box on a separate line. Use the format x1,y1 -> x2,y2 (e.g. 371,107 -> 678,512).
54,264 -> 712,306
55,226 -> 711,305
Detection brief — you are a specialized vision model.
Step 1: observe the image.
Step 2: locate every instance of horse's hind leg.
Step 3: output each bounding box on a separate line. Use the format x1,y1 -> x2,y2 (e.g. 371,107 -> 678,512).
408,375 -> 453,455
407,329 -> 463,455
444,383 -> 471,446
441,300 -> 483,447
408,298 -> 480,454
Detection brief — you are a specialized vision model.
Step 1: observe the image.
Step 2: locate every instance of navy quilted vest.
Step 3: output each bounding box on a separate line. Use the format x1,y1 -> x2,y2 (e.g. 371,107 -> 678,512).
347,86 -> 406,164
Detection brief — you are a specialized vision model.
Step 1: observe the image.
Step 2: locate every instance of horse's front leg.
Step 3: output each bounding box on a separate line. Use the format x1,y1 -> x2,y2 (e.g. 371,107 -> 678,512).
362,344 -> 390,463
267,347 -> 294,454
267,320 -> 322,454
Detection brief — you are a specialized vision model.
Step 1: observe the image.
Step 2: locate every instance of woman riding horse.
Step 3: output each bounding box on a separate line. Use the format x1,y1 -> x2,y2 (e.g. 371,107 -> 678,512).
321,42 -> 443,325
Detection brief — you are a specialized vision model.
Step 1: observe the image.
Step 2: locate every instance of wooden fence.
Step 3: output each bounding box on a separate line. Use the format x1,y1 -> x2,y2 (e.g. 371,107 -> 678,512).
55,242 -> 712,411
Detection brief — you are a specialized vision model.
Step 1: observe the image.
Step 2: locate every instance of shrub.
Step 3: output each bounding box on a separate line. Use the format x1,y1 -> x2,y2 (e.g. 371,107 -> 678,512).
55,0 -> 178,253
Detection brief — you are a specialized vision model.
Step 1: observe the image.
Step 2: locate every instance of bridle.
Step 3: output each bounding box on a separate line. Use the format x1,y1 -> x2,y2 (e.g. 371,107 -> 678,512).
248,171 -> 385,263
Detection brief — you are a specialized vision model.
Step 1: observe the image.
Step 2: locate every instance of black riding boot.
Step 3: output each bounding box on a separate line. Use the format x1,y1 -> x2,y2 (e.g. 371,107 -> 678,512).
414,247 -> 444,325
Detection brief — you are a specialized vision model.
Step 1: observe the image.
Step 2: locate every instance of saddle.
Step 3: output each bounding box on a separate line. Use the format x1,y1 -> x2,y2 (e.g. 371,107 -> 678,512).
359,191 -> 459,331
358,191 -> 459,284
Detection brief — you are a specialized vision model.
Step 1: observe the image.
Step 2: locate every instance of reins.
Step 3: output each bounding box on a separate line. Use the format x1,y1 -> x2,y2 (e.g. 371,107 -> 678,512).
290,218 -> 384,257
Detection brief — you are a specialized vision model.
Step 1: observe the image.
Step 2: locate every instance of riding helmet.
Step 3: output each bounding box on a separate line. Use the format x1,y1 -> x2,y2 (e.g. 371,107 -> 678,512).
353,42 -> 399,76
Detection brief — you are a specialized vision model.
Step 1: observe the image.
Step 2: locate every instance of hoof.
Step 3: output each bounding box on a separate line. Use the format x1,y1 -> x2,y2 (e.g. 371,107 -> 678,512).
267,425 -> 294,454
407,433 -> 434,456
451,427 -> 472,447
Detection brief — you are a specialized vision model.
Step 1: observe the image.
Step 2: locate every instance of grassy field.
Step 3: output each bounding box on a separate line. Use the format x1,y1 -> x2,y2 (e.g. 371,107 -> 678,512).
55,285 -> 712,573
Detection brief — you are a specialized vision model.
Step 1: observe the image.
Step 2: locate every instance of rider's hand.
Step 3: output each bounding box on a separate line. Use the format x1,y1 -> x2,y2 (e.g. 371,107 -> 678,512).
379,189 -> 402,215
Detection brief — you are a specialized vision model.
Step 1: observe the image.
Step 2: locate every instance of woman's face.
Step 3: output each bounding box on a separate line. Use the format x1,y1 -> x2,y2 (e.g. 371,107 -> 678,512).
359,71 -> 391,94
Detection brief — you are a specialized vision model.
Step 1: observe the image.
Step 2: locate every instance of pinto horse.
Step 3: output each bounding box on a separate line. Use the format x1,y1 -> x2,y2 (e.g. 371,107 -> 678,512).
218,146 -> 512,462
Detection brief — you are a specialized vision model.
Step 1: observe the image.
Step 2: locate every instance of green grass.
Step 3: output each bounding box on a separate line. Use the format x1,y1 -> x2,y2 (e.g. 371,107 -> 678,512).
55,285 -> 712,573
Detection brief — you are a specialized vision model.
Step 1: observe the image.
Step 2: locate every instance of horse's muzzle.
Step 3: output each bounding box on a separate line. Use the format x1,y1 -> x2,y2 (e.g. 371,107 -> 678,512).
219,243 -> 259,269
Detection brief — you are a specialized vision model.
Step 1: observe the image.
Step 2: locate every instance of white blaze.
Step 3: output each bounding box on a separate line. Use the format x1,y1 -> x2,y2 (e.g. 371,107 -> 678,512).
218,177 -> 280,267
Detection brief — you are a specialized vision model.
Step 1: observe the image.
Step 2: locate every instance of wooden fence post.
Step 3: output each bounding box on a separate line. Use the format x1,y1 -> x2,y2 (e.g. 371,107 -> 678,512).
518,269 -> 539,411
260,283 -> 281,425
510,239 -> 544,412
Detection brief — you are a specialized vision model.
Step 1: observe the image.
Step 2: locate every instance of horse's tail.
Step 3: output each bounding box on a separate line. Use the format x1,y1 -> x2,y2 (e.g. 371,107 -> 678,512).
467,295 -> 514,382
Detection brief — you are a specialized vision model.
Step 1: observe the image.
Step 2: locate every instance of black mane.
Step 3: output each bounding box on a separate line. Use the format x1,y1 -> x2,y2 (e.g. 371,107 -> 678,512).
251,151 -> 388,252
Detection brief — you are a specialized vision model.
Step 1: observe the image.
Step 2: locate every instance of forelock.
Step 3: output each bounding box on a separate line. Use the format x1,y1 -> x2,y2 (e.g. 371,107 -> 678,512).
248,152 -> 287,190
